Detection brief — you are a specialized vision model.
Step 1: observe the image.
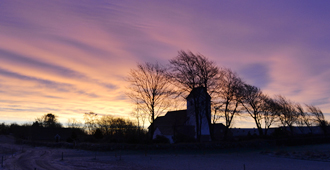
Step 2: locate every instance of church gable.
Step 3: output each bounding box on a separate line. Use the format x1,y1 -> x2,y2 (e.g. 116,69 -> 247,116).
152,87 -> 212,142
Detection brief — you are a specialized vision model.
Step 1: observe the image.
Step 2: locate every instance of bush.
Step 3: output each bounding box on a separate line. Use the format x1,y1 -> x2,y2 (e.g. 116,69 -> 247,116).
66,137 -> 74,143
271,128 -> 290,138
173,134 -> 195,143
153,135 -> 170,144
93,128 -> 104,139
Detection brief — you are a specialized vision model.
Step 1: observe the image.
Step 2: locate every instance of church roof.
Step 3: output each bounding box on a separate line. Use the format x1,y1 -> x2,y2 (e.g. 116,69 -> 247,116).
186,87 -> 210,99
153,109 -> 195,137
154,110 -> 188,127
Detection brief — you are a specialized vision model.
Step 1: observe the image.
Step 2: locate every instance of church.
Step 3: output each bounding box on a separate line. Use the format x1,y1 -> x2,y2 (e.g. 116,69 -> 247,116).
151,87 -> 217,143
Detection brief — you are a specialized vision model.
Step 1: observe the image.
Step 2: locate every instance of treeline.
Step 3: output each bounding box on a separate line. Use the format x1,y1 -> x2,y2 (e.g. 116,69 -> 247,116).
0,113 -> 148,144
126,50 -> 329,141
82,112 -> 147,143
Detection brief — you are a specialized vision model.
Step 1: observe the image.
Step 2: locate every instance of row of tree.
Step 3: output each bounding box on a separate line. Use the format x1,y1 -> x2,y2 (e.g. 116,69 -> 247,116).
230,86 -> 328,137
126,50 -> 328,141
81,112 -> 146,143
7,113 -> 146,143
33,113 -> 143,136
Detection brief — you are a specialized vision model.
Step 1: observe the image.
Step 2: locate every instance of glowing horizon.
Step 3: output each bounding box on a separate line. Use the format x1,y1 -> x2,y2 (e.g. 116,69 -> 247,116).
1,1 -> 330,128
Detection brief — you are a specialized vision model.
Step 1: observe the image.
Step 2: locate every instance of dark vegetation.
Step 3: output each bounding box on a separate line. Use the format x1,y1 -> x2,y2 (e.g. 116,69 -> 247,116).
0,113 -> 148,147
1,113 -> 330,152
1,50 -> 330,150
126,50 -> 330,142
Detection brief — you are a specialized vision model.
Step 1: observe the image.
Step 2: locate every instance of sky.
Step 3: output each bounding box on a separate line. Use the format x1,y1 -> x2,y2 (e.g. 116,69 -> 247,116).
1,0 -> 330,128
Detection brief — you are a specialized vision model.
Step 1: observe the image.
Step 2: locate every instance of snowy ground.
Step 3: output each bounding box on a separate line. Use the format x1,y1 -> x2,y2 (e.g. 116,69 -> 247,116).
1,136 -> 330,170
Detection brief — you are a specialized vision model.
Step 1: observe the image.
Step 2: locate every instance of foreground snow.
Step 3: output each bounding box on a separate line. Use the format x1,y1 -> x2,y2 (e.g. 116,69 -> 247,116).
1,138 -> 330,170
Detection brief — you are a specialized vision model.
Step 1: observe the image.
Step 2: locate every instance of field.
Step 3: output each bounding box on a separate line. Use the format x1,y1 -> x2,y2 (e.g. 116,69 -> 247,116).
1,135 -> 330,170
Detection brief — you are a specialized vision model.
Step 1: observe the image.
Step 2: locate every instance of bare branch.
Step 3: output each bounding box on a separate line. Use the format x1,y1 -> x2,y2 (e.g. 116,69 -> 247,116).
126,62 -> 174,139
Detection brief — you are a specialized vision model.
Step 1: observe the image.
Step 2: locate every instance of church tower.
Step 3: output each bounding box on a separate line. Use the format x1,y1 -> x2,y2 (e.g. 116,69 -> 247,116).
186,87 -> 211,140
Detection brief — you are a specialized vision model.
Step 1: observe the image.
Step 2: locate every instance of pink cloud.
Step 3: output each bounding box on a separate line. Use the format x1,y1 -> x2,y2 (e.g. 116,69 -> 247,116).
1,0 -> 330,126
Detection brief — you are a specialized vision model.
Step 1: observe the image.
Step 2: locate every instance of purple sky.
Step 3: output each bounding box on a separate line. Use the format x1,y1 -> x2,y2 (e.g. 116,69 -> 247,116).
1,1 -> 330,127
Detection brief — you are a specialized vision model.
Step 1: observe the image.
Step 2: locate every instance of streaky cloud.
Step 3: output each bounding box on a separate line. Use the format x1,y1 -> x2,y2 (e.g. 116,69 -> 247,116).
0,48 -> 118,90
0,67 -> 73,92
0,48 -> 88,80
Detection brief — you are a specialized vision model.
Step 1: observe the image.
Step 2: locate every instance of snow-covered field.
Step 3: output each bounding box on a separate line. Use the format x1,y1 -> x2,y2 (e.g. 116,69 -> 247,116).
1,136 -> 330,170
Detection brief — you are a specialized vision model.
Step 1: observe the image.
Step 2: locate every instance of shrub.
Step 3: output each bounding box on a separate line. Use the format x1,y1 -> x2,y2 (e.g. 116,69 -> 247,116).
153,135 -> 170,144
173,134 -> 195,143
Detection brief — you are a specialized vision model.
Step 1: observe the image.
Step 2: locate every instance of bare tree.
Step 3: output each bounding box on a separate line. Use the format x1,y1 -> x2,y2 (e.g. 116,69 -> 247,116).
95,115 -> 140,142
84,112 -> 98,135
276,95 -> 299,135
212,103 -> 224,124
168,50 -> 221,95
262,96 -> 280,135
139,107 -> 147,130
241,84 -> 266,136
131,105 -> 141,130
130,101 -> 148,130
126,62 -> 173,140
35,113 -> 62,128
168,50 -> 221,141
306,104 -> 328,134
67,118 -> 82,129
296,104 -> 314,134
97,115 -> 114,136
110,118 -> 137,142
215,68 -> 245,139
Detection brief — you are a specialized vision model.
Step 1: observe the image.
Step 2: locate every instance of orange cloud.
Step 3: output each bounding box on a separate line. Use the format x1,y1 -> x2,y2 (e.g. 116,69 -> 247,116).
1,0 -> 330,128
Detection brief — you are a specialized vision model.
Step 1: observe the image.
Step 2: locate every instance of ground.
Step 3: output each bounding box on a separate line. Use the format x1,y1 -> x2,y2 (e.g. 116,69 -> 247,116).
1,135 -> 330,170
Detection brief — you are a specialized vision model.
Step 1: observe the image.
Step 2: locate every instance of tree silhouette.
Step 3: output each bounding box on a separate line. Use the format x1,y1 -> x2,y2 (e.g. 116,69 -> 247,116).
306,104 -> 329,134
296,104 -> 314,134
168,50 -> 221,141
214,68 -> 245,139
276,95 -> 299,136
84,112 -> 98,135
35,113 -> 61,128
262,96 -> 280,135
241,84 -> 267,136
126,62 -> 174,140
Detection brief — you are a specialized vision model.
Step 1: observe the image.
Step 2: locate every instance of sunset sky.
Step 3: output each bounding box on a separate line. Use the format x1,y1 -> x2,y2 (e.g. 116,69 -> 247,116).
1,1 -> 330,128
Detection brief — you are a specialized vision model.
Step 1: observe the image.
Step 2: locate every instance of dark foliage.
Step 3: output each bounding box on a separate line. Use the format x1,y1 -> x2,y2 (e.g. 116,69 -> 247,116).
153,135 -> 170,144
35,113 -> 62,128
172,133 -> 196,143
93,128 -> 104,139
0,123 -> 10,135
270,128 -> 291,138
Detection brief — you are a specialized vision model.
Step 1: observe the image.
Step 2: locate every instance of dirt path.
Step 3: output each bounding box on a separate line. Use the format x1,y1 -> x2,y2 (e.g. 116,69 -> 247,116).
3,146 -> 148,170
5,149 -> 62,170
